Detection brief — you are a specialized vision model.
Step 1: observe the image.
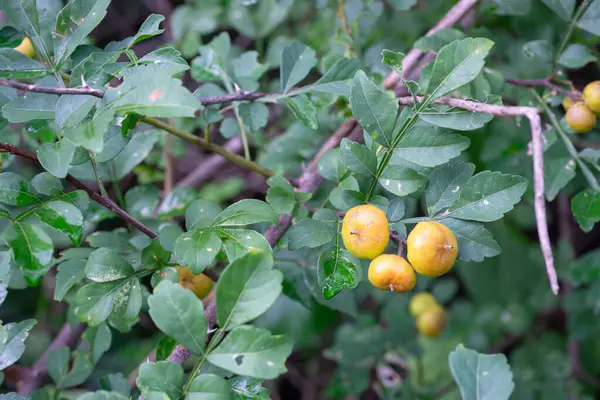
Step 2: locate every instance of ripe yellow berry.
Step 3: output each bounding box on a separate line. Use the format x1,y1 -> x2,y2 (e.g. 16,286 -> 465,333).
566,102 -> 596,134
15,37 -> 35,58
407,221 -> 458,277
562,96 -> 574,111
341,204 -> 390,259
409,292 -> 438,317
583,81 -> 600,113
368,254 -> 416,292
175,266 -> 213,299
416,304 -> 446,337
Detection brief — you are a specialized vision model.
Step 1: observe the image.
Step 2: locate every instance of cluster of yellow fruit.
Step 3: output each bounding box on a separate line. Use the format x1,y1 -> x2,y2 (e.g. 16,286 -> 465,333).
409,292 -> 446,337
341,204 -> 458,292
175,266 -> 213,299
563,81 -> 600,134
14,37 -> 35,58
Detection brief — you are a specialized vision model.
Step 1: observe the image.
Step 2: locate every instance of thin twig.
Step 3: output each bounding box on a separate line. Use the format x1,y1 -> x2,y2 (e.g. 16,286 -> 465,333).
383,0 -> 479,89
397,95 -> 559,295
0,143 -> 158,239
505,77 -> 577,98
139,116 -> 273,178
0,78 -> 104,98
17,323 -> 86,394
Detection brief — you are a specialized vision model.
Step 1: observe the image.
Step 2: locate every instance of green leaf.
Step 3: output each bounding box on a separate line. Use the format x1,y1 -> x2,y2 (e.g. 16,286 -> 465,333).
53,0 -> 111,68
185,200 -> 222,231
311,58 -> 360,95
266,176 -> 297,214
339,138 -> 377,177
317,246 -> 362,299
61,113 -> 112,154
280,41 -> 317,93
99,373 -> 130,397
106,14 -> 165,51
228,0 -> 293,39
393,125 -> 470,167
85,248 -> 135,282
48,347 -> 93,388
572,190 -> 600,232
285,95 -> 318,129
426,38 -> 494,103
54,253 -> 91,301
558,44 -> 597,69
419,106 -> 493,131
31,173 -> 63,197
216,250 -> 282,330
239,103 -> 269,131
216,229 -> 272,262
447,171 -> 528,222
2,92 -> 58,123
208,325 -> 292,380
0,0 -> 52,65
0,319 -> 36,369
0,48 -> 47,79
186,374 -> 233,400
136,361 -> 184,400
571,249 -> 600,283
426,161 -> 475,216
0,172 -> 40,206
439,218 -> 501,262
414,29 -> 466,53
78,391 -> 129,400
317,149 -> 348,182
379,165 -> 428,196
577,1 -> 600,35
350,70 -> 398,148
230,377 -> 270,400
82,323 -> 112,364
148,281 -> 207,355
448,345 -> 515,400
75,277 -> 141,326
541,0 -> 575,21
5,222 -> 53,285
35,200 -> 85,246
544,157 -> 576,201
55,95 -> 99,130
174,229 -> 222,273
138,48 -> 189,75
288,218 -> 336,250
125,185 -> 160,220
141,238 -> 171,270
157,187 -> 198,218
111,130 -> 159,179
213,200 -> 278,227
106,65 -> 200,118
387,198 -> 405,222
390,0 -> 418,10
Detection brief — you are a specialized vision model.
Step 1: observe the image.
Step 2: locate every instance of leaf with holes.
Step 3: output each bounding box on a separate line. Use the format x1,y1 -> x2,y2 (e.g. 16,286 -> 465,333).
208,325 -> 292,380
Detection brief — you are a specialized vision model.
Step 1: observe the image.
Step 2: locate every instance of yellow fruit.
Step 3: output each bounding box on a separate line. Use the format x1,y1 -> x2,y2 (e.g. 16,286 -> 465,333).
368,254 -> 416,292
409,292 -> 438,317
583,81 -> 600,113
407,221 -> 458,277
15,37 -> 35,58
562,96 -> 574,111
416,304 -> 446,337
566,102 -> 596,133
175,266 -> 213,299
341,204 -> 390,259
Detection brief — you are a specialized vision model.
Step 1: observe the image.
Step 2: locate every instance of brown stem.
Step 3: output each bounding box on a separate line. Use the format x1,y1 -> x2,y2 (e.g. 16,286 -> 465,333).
0,143 -> 158,238
0,78 -> 104,98
505,77 -> 578,98
17,323 -> 86,394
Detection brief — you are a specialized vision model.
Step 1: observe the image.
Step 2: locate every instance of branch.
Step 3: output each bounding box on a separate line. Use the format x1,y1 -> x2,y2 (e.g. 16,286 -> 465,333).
0,143 -> 158,239
197,91 -> 270,106
505,77 -> 577,98
0,78 -> 104,98
17,323 -> 86,394
397,95 -> 559,295
139,116 -> 273,178
383,0 -> 479,89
